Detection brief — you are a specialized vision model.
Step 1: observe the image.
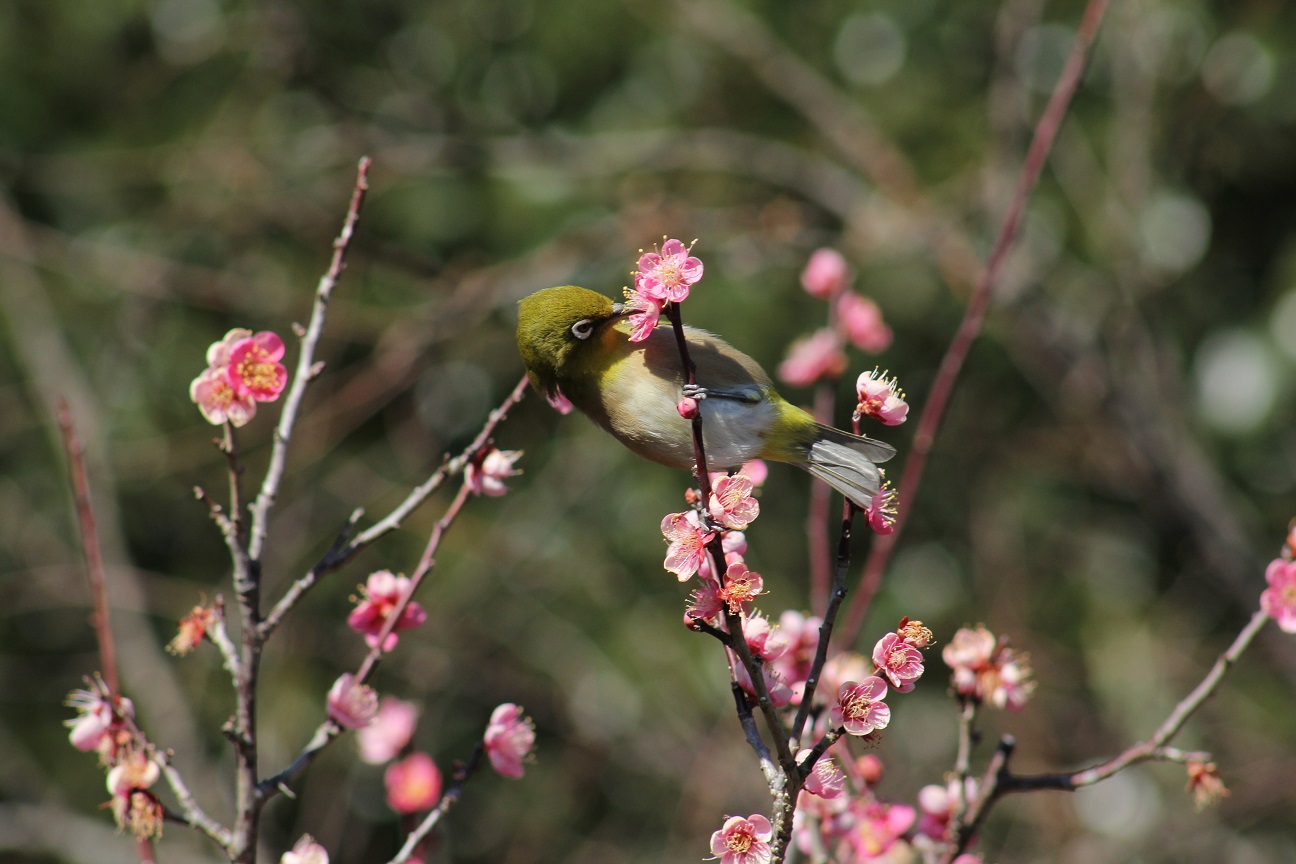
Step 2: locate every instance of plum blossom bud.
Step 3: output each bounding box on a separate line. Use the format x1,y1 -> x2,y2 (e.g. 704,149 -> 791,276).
326,674 -> 378,729
837,292 -> 892,353
484,703 -> 536,779
677,396 -> 699,419
710,814 -> 773,864
778,328 -> 847,387
801,248 -> 851,299
281,835 -> 329,864
385,752 -> 443,814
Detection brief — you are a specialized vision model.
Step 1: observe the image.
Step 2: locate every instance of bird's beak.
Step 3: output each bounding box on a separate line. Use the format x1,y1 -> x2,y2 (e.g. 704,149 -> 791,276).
609,302 -> 633,318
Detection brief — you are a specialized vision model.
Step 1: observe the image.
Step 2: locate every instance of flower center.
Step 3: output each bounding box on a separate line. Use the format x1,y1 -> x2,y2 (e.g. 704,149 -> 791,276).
726,831 -> 753,853
236,347 -> 278,390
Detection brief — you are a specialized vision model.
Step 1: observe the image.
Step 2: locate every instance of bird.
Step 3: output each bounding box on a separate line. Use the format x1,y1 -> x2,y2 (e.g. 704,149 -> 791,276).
516,285 -> 895,508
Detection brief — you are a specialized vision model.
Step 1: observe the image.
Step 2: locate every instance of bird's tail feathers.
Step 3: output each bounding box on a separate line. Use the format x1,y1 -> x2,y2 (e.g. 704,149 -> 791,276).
804,424 -> 896,509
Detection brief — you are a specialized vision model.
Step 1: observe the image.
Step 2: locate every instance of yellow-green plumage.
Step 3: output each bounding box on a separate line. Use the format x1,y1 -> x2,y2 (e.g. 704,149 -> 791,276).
516,285 -> 895,507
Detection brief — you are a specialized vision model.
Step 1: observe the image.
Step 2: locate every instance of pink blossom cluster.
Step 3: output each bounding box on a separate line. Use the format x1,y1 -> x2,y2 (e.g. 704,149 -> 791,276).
942,625 -> 1036,711
64,678 -> 165,839
788,750 -> 985,863
622,237 -> 704,342
190,328 -> 289,427
778,249 -> 894,388
693,612 -> 939,862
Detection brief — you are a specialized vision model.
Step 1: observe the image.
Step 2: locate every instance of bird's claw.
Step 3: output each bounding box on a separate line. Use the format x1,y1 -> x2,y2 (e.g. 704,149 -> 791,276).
682,383 -> 709,400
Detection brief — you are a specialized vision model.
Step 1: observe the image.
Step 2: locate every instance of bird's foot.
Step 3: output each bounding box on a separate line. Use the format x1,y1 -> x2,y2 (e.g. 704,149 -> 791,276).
682,383 -> 709,401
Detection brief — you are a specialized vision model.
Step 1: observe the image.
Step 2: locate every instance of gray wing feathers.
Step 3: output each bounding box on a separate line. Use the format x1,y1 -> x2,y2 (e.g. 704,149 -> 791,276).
804,426 -> 896,509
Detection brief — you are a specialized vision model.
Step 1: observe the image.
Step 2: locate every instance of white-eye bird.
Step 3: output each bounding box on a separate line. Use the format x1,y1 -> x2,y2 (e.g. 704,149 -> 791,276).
516,285 -> 896,508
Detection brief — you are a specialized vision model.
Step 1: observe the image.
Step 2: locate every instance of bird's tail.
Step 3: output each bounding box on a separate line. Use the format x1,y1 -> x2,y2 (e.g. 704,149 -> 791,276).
803,423 -> 897,509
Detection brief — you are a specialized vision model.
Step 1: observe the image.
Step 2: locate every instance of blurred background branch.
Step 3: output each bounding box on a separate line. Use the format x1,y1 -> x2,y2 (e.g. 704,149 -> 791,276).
3,0 -> 1296,861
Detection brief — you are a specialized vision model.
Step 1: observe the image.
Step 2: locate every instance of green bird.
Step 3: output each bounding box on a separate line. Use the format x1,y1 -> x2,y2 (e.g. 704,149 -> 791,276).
516,285 -> 895,508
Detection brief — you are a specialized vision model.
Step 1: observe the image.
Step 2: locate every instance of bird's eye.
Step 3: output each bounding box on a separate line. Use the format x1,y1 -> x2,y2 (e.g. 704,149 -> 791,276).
570,319 -> 594,340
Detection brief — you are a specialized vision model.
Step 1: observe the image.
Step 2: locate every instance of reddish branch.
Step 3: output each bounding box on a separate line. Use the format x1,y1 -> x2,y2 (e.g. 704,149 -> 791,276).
843,0 -> 1111,645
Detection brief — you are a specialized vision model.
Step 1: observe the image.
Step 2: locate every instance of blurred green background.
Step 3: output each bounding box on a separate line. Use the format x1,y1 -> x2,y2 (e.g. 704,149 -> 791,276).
3,0 -> 1296,861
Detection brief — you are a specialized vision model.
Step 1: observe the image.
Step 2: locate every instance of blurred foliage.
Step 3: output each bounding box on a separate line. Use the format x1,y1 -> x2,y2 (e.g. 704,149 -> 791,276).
2,0 -> 1296,861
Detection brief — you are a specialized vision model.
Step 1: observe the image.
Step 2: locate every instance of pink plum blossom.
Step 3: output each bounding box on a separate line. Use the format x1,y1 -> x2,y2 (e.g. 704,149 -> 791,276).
227,331 -> 288,401
830,677 -> 891,736
872,632 -> 924,693
1261,557 -> 1296,633
191,366 -> 257,426
358,697 -> 419,764
742,614 -> 789,662
865,479 -> 898,535
634,237 -> 703,303
709,474 -> 760,530
465,448 -> 523,497
685,577 -> 724,625
845,801 -> 915,861
837,292 -> 893,353
798,749 -> 846,799
281,835 -> 329,864
942,625 -> 1036,711
898,617 -> 935,648
718,562 -> 765,614
855,369 -> 909,425
801,248 -> 851,299
778,328 -> 847,387
771,610 -> 821,704
661,510 -> 715,581
697,530 -> 747,581
326,674 -> 378,729
385,752 -> 443,814
347,570 -> 427,651
65,678 -> 131,756
710,814 -> 773,864
484,703 -> 536,778
623,291 -> 662,342
107,752 -> 164,839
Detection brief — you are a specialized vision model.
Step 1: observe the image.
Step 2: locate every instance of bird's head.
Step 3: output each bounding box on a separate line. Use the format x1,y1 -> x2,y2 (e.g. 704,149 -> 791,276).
516,285 -> 629,396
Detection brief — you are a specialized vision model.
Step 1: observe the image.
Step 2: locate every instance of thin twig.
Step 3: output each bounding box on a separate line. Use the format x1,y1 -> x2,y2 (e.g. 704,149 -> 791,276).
247,156 -> 372,563
259,374 -> 530,639
57,401 -> 119,695
388,743 -> 486,864
946,608 -> 1269,859
843,0 -> 1111,646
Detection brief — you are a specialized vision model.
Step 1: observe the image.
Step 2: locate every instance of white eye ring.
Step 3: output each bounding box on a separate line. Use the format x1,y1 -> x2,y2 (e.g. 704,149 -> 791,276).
571,319 -> 594,340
